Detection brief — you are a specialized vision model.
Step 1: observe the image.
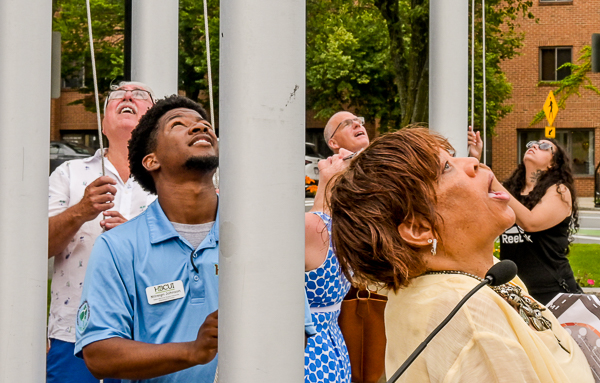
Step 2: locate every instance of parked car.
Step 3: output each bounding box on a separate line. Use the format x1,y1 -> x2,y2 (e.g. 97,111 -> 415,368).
49,141 -> 94,174
305,142 -> 324,182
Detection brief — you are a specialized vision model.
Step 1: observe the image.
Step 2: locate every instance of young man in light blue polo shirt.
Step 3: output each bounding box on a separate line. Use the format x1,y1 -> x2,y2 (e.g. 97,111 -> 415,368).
75,96 -> 220,382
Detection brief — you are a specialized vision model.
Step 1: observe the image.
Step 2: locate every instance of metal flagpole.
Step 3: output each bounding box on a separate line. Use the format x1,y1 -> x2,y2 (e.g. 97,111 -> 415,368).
0,0 -> 51,381
85,0 -> 105,175
219,0 -> 306,381
131,0 -> 179,98
430,0 -> 469,156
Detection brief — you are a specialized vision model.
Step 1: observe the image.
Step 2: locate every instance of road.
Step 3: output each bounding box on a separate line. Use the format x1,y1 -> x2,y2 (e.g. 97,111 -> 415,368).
575,210 -> 600,244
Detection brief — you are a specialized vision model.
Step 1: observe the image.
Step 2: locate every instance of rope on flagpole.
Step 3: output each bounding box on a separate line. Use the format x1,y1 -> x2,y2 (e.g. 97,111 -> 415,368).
470,0 -> 475,130
85,0 -> 105,176
482,0 -> 487,165
203,0 -> 215,129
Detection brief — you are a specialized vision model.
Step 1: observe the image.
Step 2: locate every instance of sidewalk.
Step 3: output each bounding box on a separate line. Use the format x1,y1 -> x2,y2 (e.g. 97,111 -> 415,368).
578,197 -> 599,211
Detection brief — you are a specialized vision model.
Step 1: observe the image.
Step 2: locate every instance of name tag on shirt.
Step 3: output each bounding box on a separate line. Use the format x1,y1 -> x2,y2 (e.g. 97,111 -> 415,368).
146,280 -> 185,305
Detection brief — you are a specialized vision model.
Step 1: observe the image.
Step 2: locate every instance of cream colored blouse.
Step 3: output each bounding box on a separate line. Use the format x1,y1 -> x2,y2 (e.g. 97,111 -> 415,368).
385,273 -> 593,383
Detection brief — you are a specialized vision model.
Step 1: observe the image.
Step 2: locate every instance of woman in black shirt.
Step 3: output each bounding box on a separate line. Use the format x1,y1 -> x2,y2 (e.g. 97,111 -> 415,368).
495,139 -> 582,304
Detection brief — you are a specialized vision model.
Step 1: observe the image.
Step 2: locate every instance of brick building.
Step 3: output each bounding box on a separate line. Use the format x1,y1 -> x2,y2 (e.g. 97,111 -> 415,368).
494,0 -> 600,197
50,89 -> 103,148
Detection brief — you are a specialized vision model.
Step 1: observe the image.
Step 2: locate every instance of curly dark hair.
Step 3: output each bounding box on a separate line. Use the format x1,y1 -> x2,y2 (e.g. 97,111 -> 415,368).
128,95 -> 209,194
503,138 -> 579,237
328,128 -> 453,291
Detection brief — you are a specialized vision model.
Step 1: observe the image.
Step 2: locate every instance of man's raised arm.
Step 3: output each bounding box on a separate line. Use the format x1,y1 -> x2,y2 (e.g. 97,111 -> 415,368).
48,175 -> 117,258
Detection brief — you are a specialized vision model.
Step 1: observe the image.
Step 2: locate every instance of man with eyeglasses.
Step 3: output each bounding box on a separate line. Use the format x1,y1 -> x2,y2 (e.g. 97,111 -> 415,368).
323,111 -> 370,154
323,111 -> 485,158
47,81 -> 157,383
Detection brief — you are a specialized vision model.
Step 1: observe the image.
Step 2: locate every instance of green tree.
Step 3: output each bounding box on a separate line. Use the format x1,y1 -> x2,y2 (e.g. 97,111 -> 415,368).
468,0 -> 535,135
307,0 -> 535,134
530,46 -> 600,126
306,0 -> 398,130
179,0 -> 220,113
53,0 -> 125,108
53,0 -> 219,113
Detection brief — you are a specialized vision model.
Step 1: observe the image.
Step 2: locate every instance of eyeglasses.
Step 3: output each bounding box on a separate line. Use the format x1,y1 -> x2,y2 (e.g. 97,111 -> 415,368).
329,117 -> 365,141
107,89 -> 154,104
526,141 -> 554,154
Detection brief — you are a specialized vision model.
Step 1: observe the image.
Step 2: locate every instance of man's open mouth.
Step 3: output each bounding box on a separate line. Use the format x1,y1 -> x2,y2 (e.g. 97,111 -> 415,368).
190,135 -> 212,147
117,103 -> 137,115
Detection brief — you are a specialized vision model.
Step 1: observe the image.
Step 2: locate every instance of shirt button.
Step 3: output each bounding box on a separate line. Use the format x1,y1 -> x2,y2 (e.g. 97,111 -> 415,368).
193,253 -> 198,258
194,275 -> 199,281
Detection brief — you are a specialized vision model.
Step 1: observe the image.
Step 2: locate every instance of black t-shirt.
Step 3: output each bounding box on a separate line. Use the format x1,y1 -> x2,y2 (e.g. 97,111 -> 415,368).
499,194 -> 580,298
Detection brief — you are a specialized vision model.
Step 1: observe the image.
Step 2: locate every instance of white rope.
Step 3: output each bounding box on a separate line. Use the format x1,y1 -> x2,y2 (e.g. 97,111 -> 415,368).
85,0 -> 105,176
469,0 -> 475,157
482,0 -> 487,165
470,0 -> 475,130
203,0 -> 215,129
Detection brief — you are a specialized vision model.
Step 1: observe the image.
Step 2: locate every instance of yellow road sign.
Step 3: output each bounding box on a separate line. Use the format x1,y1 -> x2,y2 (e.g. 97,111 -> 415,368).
545,126 -> 555,139
543,91 -> 558,126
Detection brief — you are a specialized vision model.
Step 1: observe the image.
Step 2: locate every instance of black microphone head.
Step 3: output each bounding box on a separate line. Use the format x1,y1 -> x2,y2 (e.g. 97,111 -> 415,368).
485,260 -> 518,286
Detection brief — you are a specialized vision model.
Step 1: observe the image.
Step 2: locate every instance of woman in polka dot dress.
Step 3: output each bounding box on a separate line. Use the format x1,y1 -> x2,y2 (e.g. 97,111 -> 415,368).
304,150 -> 355,383
305,211 -> 351,383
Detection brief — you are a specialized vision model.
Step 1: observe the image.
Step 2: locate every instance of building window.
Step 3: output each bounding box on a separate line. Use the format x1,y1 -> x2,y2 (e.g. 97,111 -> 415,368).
518,129 -> 595,175
539,0 -> 573,3
540,47 -> 572,81
61,131 -> 106,151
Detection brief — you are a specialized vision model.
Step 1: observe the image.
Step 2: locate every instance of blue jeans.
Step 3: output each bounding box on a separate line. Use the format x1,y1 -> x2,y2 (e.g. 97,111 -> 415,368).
47,338 -> 120,383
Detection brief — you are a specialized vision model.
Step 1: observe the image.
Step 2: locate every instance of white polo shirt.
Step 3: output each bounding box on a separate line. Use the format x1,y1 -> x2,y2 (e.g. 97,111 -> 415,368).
48,149 -> 156,343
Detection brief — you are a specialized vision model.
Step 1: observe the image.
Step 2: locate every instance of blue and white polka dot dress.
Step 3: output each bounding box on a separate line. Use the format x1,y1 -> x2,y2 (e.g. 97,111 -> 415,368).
305,212 -> 351,383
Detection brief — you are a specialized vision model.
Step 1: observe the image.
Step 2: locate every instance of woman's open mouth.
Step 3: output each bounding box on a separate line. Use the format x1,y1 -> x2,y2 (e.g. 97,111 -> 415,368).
488,173 -> 510,201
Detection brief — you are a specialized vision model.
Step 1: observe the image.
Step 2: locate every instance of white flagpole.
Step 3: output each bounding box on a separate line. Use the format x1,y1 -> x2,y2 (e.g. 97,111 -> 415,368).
0,0 -> 51,381
219,0 -> 306,381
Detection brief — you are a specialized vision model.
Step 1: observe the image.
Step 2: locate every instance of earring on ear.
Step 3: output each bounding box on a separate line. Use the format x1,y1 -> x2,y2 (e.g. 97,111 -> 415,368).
428,239 -> 437,256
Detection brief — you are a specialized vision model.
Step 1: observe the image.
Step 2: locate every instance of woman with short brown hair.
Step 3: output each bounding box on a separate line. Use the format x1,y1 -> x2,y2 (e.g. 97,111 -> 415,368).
329,128 -> 592,383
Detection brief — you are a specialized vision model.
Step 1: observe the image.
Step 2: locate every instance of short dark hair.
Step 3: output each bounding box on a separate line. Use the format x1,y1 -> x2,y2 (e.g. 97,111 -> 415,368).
128,95 -> 209,194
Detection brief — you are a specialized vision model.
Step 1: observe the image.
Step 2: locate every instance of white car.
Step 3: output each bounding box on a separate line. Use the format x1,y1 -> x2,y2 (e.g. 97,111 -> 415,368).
305,143 -> 324,182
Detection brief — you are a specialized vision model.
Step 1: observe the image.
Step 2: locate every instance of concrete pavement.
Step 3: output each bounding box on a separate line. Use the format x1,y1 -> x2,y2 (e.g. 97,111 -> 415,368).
578,197 -> 599,211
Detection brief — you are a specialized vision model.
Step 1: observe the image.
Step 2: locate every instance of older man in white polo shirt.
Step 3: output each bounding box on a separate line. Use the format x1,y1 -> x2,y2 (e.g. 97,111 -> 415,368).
46,81 -> 157,383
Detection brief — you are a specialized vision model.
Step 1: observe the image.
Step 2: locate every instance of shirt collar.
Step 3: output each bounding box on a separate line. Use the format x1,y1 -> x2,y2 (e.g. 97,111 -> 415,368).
147,197 -> 220,245
83,148 -> 106,163
84,149 -> 129,185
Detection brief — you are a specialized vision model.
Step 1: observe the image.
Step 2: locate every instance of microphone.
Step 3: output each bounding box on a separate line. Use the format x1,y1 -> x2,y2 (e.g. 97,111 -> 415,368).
485,259 -> 518,286
386,260 -> 518,383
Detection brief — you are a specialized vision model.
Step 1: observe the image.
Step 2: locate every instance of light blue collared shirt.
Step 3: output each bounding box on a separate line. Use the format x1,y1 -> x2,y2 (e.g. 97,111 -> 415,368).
75,199 -> 219,383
